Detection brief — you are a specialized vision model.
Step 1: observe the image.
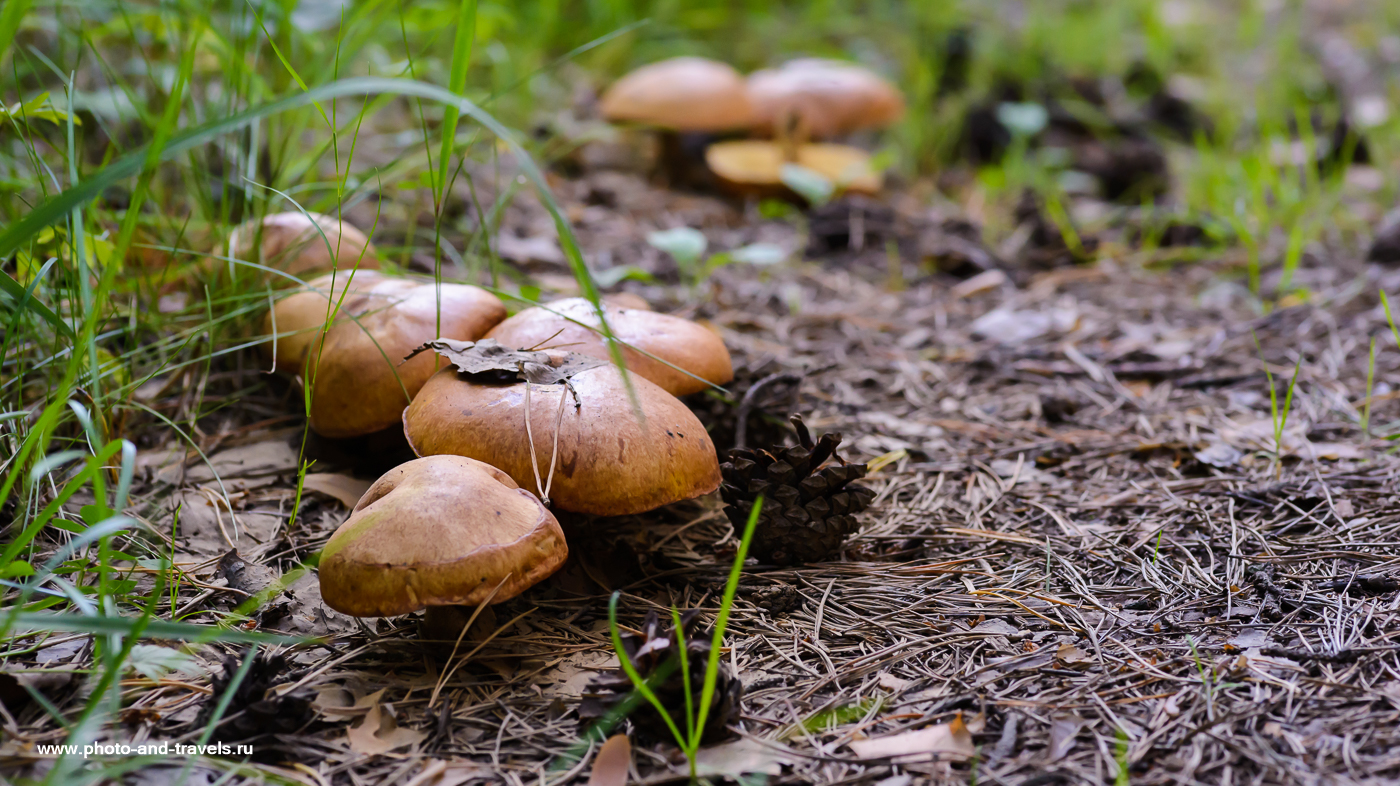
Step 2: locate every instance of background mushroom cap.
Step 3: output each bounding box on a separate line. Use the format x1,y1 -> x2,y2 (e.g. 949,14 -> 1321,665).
227,212 -> 380,282
600,56 -> 754,132
404,364 -> 721,516
484,298 -> 733,396
318,455 -> 567,618
263,270 -> 386,372
747,58 -> 905,138
705,140 -> 881,196
264,272 -> 507,438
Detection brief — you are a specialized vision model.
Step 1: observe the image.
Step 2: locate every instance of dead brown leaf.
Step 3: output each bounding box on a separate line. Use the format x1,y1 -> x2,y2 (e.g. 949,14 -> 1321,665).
1048,713 -> 1085,761
588,734 -> 631,786
409,338 -> 605,385
301,472 -> 373,509
693,738 -> 794,777
346,696 -> 426,755
847,713 -> 976,762
177,440 -> 299,484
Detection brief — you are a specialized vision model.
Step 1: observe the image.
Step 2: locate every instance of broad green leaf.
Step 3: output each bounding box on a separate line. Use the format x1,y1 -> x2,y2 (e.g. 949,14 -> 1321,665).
646,227 -> 708,265
730,243 -> 787,266
0,0 -> 31,68
0,561 -> 34,579
780,164 -> 834,207
594,265 -> 656,287
996,101 -> 1049,137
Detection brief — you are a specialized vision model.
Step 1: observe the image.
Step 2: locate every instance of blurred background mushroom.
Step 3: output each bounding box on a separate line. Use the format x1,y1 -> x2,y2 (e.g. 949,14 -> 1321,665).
599,56 -> 754,189
226,211 -> 380,283
705,139 -> 881,199
705,58 -> 904,200
264,271 -> 506,438
318,455 -> 568,640
746,58 -> 905,142
484,297 -> 733,396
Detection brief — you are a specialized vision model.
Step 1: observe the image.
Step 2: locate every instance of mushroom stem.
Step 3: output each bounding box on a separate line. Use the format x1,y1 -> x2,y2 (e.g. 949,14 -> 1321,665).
777,110 -> 810,164
657,130 -> 720,190
421,605 -> 475,642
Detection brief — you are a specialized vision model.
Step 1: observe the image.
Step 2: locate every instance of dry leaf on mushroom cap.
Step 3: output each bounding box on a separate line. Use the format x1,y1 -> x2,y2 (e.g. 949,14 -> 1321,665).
404,345 -> 721,516
405,338 -> 607,386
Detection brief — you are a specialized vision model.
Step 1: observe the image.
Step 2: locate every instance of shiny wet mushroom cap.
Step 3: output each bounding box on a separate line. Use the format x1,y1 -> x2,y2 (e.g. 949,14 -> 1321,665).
484,297 -> 733,397
318,455 -> 568,619
264,271 -> 506,438
403,362 -> 721,516
227,212 -> 380,282
600,57 -> 754,132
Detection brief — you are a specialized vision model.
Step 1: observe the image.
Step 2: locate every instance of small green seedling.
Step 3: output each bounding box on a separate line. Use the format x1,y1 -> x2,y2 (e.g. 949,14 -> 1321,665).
1252,329 -> 1302,474
1115,726 -> 1132,786
780,164 -> 835,207
647,227 -> 786,289
606,496 -> 763,782
1362,336 -> 1377,439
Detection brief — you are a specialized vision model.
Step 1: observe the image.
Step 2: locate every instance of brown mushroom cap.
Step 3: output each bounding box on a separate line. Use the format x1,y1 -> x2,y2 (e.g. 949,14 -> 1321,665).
747,58 -> 905,138
600,57 -> 754,132
484,298 -> 732,396
318,455 -> 567,618
404,364 -> 721,516
602,292 -> 652,311
705,140 -> 881,197
264,272 -> 507,438
227,212 -> 380,282
263,270 -> 384,372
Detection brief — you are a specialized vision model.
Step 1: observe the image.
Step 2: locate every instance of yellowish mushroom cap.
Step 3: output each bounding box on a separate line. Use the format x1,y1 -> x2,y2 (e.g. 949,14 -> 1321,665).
705,140 -> 882,197
264,272 -> 507,438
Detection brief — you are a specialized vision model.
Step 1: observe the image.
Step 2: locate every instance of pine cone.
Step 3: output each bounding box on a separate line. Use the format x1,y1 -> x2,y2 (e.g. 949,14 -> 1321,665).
750,583 -> 803,614
684,366 -> 801,454
195,651 -> 313,743
720,415 -> 875,565
579,611 -> 741,744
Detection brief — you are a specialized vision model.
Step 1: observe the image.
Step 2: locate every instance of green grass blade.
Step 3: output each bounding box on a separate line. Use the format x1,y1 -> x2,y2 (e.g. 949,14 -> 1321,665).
0,0 -> 30,65
1381,291 -> 1400,350
0,75 -> 626,413
695,495 -> 762,741
0,268 -> 75,339
435,0 -> 477,203
606,591 -> 687,748
5,611 -> 307,645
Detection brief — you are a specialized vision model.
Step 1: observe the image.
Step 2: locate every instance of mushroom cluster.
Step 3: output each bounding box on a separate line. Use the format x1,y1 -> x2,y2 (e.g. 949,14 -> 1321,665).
251,216 -> 754,635
600,56 -> 905,199
264,270 -> 506,438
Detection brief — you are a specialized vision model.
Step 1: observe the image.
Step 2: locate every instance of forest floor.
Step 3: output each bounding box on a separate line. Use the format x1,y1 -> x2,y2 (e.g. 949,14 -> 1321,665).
6,1 -> 1400,785
11,159 -> 1400,785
